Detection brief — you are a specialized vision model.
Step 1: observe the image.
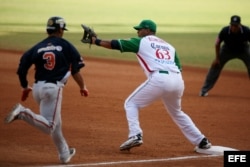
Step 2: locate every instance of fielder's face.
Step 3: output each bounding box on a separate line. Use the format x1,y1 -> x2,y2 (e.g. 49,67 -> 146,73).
136,28 -> 151,37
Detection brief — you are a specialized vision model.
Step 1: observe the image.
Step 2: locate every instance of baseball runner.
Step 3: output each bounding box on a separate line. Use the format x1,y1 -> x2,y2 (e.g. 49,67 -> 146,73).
81,20 -> 211,151
4,16 -> 88,164
200,15 -> 250,97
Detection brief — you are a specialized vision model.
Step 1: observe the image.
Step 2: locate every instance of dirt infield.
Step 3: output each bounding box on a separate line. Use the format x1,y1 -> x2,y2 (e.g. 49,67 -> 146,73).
0,50 -> 249,167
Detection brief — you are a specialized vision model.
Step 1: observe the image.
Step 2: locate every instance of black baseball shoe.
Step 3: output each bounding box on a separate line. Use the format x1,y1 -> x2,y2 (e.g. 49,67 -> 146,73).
198,137 -> 211,149
120,134 -> 143,151
199,91 -> 208,97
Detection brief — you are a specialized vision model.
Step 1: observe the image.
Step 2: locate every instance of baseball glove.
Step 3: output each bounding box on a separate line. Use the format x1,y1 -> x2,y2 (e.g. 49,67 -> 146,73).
81,24 -> 97,44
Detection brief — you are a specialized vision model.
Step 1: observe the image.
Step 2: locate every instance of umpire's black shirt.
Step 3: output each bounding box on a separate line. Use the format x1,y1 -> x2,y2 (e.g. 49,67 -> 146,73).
218,25 -> 250,53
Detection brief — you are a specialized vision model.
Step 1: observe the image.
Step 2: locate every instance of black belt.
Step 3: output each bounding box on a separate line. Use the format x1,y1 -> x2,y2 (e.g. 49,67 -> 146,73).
35,80 -> 58,84
159,70 -> 169,74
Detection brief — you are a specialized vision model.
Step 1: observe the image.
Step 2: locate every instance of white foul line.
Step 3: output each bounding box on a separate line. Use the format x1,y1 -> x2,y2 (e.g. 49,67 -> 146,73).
41,154 -> 221,167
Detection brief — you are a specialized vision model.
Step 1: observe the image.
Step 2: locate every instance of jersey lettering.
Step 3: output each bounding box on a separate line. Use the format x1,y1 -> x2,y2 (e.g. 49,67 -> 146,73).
43,52 -> 56,70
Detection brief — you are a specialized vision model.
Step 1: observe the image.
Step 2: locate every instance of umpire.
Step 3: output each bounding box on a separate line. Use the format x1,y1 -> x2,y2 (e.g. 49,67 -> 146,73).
200,15 -> 250,96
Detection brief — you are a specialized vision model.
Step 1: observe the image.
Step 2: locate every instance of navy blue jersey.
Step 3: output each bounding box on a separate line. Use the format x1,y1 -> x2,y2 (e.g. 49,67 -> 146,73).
17,36 -> 85,88
218,25 -> 250,52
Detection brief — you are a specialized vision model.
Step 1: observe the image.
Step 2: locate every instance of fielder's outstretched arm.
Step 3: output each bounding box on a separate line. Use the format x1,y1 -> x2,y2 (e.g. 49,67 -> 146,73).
91,37 -> 121,50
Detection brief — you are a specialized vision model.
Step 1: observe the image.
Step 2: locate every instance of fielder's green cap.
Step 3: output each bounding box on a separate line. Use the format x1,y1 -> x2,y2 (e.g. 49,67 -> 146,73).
133,19 -> 157,32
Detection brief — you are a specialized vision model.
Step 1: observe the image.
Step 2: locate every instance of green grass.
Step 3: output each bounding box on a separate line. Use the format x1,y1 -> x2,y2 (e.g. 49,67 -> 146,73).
1,0 -> 250,33
0,0 -> 249,71
1,32 -> 247,71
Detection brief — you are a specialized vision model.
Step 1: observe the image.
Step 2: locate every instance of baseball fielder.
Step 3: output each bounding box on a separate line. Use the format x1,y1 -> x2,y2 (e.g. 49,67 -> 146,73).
4,16 -> 88,164
81,19 -> 211,151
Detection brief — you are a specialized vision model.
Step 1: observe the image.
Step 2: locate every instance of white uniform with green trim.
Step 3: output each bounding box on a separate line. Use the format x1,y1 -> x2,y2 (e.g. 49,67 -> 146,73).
118,35 -> 205,146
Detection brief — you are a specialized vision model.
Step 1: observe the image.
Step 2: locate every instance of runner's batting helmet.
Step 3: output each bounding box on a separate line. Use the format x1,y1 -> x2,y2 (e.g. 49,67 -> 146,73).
46,16 -> 68,33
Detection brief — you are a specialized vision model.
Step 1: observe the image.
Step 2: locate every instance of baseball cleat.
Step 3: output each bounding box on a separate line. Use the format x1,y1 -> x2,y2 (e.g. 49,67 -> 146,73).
61,148 -> 76,164
199,91 -> 208,97
198,137 -> 212,149
120,134 -> 143,151
4,103 -> 23,124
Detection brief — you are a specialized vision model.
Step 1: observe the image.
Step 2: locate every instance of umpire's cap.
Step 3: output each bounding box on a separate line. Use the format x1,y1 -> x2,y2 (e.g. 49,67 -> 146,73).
46,16 -> 68,32
230,15 -> 241,25
134,20 -> 157,32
